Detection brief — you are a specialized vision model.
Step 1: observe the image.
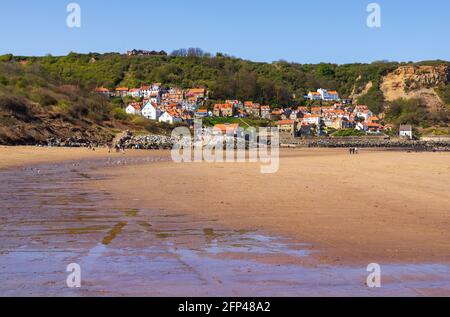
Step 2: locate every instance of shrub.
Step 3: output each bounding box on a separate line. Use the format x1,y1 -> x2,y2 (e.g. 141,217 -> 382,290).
0,76 -> 8,86
112,107 -> 128,120
0,54 -> 13,62
385,98 -> 429,126
0,95 -> 30,116
332,129 -> 366,137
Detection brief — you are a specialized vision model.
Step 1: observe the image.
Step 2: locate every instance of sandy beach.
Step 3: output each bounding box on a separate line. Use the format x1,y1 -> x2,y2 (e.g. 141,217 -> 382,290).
1,146 -> 450,296
94,148 -> 450,265
0,146 -> 169,170
1,146 -> 449,264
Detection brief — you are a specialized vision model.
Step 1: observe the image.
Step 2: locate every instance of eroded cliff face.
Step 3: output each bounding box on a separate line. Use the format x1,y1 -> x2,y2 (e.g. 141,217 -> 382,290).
380,65 -> 449,112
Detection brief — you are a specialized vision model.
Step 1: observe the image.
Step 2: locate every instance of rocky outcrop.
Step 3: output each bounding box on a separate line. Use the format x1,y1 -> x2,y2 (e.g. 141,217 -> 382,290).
0,116 -> 116,146
351,80 -> 373,100
280,136 -> 450,151
115,132 -> 176,149
380,65 -> 449,112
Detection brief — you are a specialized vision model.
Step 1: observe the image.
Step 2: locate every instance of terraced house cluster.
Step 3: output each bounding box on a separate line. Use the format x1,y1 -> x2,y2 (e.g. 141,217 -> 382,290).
94,84 -> 397,138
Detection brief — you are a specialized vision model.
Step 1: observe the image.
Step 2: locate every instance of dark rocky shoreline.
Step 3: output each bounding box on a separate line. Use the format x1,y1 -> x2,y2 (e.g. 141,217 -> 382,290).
20,131 -> 450,152
293,139 -> 450,151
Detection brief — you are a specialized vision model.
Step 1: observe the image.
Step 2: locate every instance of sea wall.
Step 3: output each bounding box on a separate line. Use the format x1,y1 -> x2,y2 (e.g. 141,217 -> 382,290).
280,136 -> 450,151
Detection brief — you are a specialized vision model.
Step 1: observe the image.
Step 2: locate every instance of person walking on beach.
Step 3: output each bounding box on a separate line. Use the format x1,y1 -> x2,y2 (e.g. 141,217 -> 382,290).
355,147 -> 359,155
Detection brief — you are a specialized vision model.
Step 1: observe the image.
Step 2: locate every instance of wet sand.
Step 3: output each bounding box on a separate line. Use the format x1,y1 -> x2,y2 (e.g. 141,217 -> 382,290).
1,147 -> 450,296
0,146 -> 168,170
97,148 -> 450,265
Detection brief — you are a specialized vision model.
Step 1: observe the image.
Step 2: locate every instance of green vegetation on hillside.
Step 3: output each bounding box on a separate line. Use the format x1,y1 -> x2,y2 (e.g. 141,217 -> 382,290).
11,52 -> 444,114
201,117 -> 270,128
436,84 -> 450,108
0,61 -> 114,123
332,129 -> 367,137
384,98 -> 448,127
0,52 -> 449,143
0,60 -> 174,143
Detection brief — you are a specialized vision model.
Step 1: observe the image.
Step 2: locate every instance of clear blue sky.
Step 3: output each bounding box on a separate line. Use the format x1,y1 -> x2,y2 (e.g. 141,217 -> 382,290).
0,0 -> 448,64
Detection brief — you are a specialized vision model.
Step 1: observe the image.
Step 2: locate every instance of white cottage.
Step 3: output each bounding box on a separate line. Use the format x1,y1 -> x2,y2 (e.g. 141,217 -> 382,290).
159,111 -> 182,125
140,85 -> 152,98
128,88 -> 142,98
399,125 -> 413,139
141,101 -> 161,120
125,103 -> 142,115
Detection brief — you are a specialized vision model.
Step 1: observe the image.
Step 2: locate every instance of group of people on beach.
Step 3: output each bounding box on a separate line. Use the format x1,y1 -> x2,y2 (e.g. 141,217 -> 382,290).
349,147 -> 359,155
104,143 -> 125,153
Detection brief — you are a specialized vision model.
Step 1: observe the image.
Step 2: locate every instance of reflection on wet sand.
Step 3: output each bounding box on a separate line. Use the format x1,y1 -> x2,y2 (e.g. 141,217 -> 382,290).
1,156 -> 450,296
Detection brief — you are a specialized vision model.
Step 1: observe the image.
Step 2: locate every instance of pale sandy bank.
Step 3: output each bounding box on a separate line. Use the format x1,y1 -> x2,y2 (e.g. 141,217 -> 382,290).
0,146 -> 168,170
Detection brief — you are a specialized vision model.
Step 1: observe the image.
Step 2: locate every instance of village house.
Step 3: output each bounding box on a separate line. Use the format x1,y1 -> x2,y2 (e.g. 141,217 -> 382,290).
126,102 -> 142,115
140,85 -> 152,98
236,109 -> 247,118
366,122 -> 383,133
141,101 -> 161,120
186,88 -> 207,103
330,117 -> 353,130
151,83 -> 162,94
179,109 -> 193,123
399,124 -> 413,139
161,88 -> 182,105
357,110 -> 373,121
307,91 -> 322,101
342,99 -> 353,105
354,105 -> 373,121
323,117 -> 334,128
159,110 -> 182,125
195,109 -> 209,118
276,120 -> 296,134
356,122 -> 382,134
251,104 -> 261,117
213,123 -> 240,136
226,100 -> 243,110
213,104 -> 233,117
127,49 -> 167,56
213,104 -> 221,117
294,111 -> 305,121
311,107 -> 322,115
302,114 -> 322,125
270,108 -> 283,120
128,88 -> 142,98
161,103 -> 178,113
260,105 -> 271,119
149,91 -> 160,104
244,101 -> 254,114
298,122 -> 315,137
306,89 -> 340,101
318,89 -> 339,101
115,87 -> 129,97
181,101 -> 198,112
289,110 -> 299,121
94,87 -> 111,97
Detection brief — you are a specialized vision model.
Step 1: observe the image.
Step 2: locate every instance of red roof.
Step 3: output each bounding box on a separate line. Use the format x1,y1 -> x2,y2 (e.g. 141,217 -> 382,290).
214,124 -> 239,133
276,120 -> 295,125
95,87 -> 110,93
